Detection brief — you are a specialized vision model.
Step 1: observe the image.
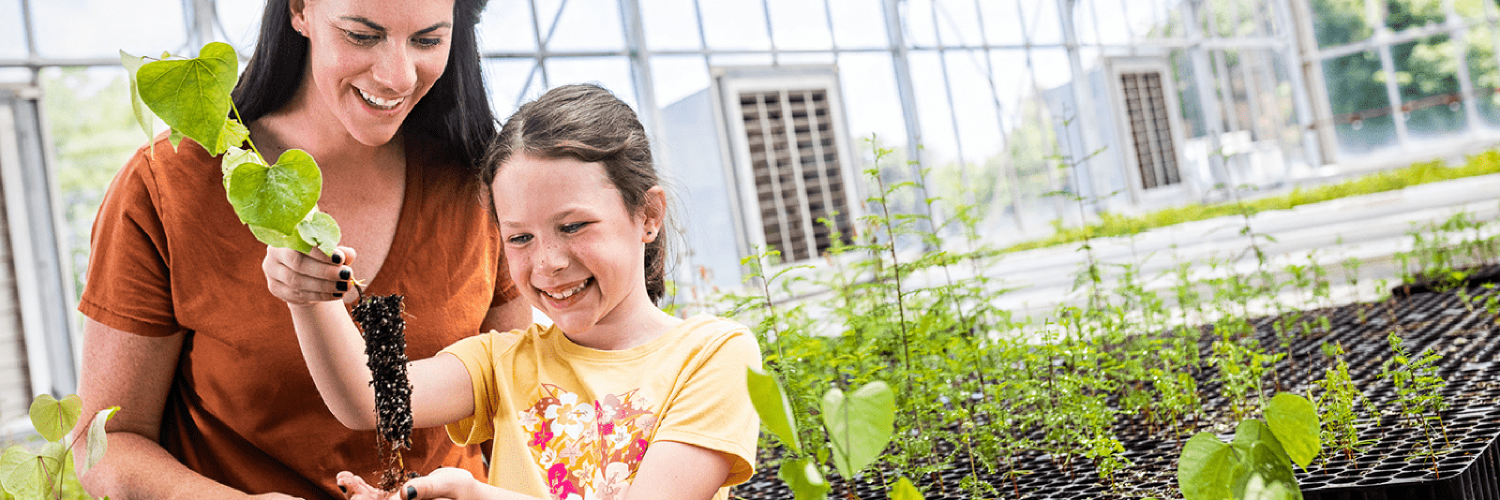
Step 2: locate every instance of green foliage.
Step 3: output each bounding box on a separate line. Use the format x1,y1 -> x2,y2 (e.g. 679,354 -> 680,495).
821,382 -> 896,481
1312,343 -> 1377,462
1177,393 -> 1319,500
123,42 -> 340,256
0,395 -> 116,500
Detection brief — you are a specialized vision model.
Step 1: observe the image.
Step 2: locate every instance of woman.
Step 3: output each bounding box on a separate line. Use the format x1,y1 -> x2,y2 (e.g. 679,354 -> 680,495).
73,0 -> 530,499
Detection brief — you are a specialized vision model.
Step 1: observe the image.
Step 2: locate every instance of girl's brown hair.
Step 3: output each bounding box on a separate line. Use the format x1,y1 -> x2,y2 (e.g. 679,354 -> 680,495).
481,84 -> 671,304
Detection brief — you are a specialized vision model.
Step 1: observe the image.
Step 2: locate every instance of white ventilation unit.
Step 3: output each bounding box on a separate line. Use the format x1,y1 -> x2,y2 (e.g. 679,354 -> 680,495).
714,66 -> 860,265
1105,57 -> 1191,205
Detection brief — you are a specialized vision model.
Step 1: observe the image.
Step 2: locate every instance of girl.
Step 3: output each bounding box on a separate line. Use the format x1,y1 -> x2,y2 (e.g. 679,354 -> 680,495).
263,84 -> 761,500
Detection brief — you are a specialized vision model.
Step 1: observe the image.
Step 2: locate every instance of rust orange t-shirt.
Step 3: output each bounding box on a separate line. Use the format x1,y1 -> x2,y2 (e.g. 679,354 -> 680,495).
78,134 -> 520,500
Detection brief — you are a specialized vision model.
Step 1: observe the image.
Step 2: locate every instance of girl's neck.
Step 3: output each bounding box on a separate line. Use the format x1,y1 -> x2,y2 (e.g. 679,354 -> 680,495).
562,301 -> 681,351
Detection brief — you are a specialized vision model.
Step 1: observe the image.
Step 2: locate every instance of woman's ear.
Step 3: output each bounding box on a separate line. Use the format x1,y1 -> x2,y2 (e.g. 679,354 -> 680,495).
289,0 -> 309,34
642,186 -> 666,243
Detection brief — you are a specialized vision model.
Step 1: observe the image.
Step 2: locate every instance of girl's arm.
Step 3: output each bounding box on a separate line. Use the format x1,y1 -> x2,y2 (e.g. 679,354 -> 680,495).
263,246 -> 477,431
624,441 -> 734,500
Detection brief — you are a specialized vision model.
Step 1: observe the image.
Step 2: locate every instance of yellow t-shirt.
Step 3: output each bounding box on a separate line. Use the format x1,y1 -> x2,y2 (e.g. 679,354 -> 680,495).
441,314 -> 762,500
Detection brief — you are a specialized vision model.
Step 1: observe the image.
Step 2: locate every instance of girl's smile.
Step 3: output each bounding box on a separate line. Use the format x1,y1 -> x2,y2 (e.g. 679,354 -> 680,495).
492,153 -> 666,348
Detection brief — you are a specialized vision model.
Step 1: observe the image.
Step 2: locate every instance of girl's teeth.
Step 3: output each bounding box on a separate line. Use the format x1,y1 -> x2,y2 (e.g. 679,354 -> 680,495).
358,89 -> 403,109
546,279 -> 590,300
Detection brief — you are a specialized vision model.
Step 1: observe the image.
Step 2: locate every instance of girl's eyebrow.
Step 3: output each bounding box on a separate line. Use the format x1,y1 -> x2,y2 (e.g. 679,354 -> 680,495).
338,16 -> 452,34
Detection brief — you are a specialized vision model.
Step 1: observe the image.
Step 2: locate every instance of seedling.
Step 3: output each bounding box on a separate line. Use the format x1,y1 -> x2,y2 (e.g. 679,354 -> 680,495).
0,394 -> 116,500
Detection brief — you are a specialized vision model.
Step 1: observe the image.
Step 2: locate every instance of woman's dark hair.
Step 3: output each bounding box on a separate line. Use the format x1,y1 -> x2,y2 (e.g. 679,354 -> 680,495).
481,84 -> 672,304
231,0 -> 497,168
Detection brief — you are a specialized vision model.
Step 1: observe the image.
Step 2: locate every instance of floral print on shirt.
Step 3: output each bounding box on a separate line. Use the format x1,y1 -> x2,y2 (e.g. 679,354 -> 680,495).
520,384 -> 657,500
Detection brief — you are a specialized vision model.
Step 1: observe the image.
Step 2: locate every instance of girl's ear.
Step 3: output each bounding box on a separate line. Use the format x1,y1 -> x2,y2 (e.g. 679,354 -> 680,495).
641,186 -> 666,243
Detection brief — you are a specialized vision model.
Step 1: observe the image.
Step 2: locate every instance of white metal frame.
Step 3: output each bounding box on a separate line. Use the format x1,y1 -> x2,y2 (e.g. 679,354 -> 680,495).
1103,56 -> 1194,208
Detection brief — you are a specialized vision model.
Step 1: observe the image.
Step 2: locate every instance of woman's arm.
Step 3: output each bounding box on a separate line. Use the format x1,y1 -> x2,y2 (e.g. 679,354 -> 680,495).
264,246 -> 477,431
73,319 -> 300,500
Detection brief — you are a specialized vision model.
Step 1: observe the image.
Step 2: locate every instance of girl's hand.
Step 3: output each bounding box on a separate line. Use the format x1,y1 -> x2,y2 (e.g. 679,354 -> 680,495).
263,246 -> 359,305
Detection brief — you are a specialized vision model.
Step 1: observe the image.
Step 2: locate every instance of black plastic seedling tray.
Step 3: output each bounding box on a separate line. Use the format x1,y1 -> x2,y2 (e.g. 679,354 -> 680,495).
734,283 -> 1500,500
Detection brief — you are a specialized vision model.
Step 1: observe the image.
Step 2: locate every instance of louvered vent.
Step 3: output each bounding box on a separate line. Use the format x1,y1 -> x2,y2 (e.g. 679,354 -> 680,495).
739,89 -> 853,262
1120,71 -> 1181,189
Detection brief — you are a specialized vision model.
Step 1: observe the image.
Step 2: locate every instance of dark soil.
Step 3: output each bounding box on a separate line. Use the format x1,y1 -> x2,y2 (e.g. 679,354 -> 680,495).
351,293 -> 415,491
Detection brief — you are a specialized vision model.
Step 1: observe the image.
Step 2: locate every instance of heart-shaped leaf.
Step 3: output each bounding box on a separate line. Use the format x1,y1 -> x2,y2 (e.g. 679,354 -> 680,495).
216,118 -> 250,154
227,149 -> 321,234
136,43 -> 238,155
1235,441 -> 1302,500
30,394 -> 82,442
221,146 -> 261,185
81,407 -> 119,475
1178,432 -> 1233,500
1266,393 -> 1320,468
119,51 -> 155,141
747,366 -> 801,453
777,458 -> 829,500
0,442 -> 65,500
297,211 -> 341,257
136,42 -> 238,156
821,381 -> 895,480
249,225 -> 313,254
890,477 -> 925,500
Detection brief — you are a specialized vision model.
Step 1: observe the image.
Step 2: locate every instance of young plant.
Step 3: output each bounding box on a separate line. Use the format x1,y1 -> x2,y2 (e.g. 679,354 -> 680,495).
1312,342 -> 1377,463
0,394 -> 116,500
1177,393 -> 1320,500
1380,333 -> 1450,473
122,42 -> 413,489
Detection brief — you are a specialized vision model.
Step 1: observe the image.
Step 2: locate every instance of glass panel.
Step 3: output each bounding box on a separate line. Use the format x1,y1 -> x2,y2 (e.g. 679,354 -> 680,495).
905,0 -> 939,46
0,68 -> 31,83
484,58 -> 544,118
1171,51 -> 1205,137
0,0 -> 27,59
215,0 -> 264,51
977,0 -> 1026,46
699,1 -> 772,50
535,0 -> 624,52
1385,0 -> 1444,31
33,0 -> 186,58
1467,23 -> 1500,127
1019,0 -> 1063,45
775,52 -> 836,65
1321,51 -> 1398,155
544,57 -> 637,109
1454,0 -> 1489,20
940,50 -> 1006,208
828,0 -> 887,49
1312,0 -> 1373,48
835,52 -> 906,150
908,51 -> 960,168
766,0 -> 832,50
1080,0 -> 1135,45
649,55 -> 709,107
480,0 -> 538,53
1395,35 -> 1467,138
641,0 -> 702,51
934,0 -> 984,47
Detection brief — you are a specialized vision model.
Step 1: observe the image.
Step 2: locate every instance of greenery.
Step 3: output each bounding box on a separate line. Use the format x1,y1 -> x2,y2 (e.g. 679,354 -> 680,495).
0,394 -> 115,500
1001,151 -> 1500,254
1177,393 -> 1320,500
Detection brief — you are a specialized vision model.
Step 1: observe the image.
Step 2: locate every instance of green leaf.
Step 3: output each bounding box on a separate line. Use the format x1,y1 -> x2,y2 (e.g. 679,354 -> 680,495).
30,394 -> 82,442
890,477 -> 924,500
168,128 -> 186,150
1236,441 -> 1302,500
136,42 -> 238,155
221,146 -> 261,185
119,51 -> 154,141
216,118 -> 250,154
821,381 -> 895,480
227,148 -> 321,234
777,458 -> 829,500
1231,420 -> 1291,466
249,225 -> 313,253
1266,393 -> 1320,468
0,443 -> 63,500
747,367 -> 801,453
297,211 -> 342,257
1178,432 -> 1234,500
81,407 -> 118,475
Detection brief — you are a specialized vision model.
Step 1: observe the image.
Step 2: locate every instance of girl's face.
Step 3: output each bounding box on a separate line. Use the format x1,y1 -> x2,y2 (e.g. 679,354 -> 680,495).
492,153 -> 664,338
290,0 -> 453,146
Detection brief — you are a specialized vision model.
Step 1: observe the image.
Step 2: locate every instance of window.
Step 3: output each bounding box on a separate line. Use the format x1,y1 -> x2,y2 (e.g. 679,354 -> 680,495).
1119,70 -> 1182,189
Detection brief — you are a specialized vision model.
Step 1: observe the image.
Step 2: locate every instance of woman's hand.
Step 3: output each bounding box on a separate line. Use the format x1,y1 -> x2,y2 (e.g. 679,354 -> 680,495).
263,246 -> 359,305
398,468 -> 493,500
334,472 -> 404,500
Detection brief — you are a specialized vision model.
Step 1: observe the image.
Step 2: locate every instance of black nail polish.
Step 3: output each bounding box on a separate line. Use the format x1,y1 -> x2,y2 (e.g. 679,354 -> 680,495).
331,252 -> 343,264
339,268 -> 351,280
336,281 -> 349,292
406,485 -> 418,500
338,485 -> 347,494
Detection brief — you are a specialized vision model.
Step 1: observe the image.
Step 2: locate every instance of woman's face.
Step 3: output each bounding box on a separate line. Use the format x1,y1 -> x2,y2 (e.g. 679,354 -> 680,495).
290,0 -> 455,146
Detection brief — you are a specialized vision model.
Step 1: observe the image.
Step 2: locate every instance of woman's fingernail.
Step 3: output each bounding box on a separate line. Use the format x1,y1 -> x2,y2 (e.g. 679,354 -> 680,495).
339,268 -> 352,280
336,280 -> 349,292
406,485 -> 418,500
338,485 -> 347,494
332,252 -> 343,264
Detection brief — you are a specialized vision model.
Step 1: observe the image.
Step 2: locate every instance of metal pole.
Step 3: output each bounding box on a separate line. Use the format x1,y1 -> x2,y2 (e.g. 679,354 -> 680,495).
974,0 -> 1028,234
883,0 -> 939,233
1278,0 -> 1333,167
1184,0 -> 1229,190
1059,0 -> 1108,212
1443,0 -> 1483,135
1371,0 -> 1411,148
